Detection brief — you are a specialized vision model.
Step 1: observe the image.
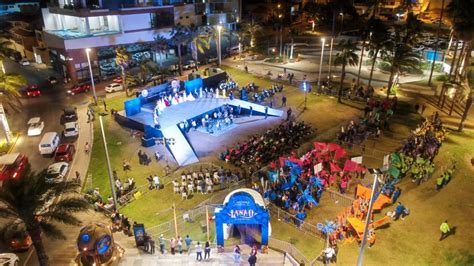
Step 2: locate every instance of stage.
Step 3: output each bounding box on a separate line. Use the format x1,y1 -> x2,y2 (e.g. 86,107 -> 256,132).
118,97 -> 284,166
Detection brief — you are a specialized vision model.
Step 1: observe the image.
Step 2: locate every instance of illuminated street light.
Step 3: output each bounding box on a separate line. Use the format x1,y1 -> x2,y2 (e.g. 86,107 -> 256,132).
85,48 -> 98,105
318,38 -> 326,89
278,14 -> 283,57
216,25 -> 222,66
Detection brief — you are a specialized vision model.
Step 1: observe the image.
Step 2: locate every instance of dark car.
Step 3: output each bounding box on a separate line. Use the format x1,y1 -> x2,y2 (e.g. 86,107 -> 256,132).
48,76 -> 58,84
54,143 -> 76,162
0,153 -> 29,181
26,85 -> 41,97
60,107 -> 78,125
67,84 -> 91,95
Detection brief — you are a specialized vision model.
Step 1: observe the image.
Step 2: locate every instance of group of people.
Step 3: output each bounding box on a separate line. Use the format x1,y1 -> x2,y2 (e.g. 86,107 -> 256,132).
219,121 -> 313,167
189,104 -> 238,134
173,167 -> 246,199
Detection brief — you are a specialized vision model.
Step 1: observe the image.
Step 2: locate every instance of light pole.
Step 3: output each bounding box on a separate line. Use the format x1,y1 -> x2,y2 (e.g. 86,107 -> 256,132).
98,114 -> 118,210
356,168 -> 381,266
303,81 -> 308,110
396,13 -> 401,22
85,48 -> 98,105
318,38 -> 326,89
328,37 -> 334,81
339,12 -> 344,34
279,14 -> 283,58
216,25 -> 222,66
357,32 -> 372,86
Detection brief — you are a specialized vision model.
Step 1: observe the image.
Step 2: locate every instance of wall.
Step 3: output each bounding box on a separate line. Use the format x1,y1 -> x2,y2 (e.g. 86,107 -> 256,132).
174,4 -> 198,26
42,8 -> 58,30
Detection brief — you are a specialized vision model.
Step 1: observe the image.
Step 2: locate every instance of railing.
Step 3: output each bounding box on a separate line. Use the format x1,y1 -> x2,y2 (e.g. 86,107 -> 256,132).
268,237 -> 321,266
268,203 -> 323,240
326,189 -> 354,206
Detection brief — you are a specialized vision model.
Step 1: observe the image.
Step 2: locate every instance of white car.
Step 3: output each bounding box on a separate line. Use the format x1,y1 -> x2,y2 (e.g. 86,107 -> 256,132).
0,253 -> 19,266
27,117 -> 44,136
19,58 -> 30,66
45,162 -> 69,183
105,83 -> 123,93
63,121 -> 79,137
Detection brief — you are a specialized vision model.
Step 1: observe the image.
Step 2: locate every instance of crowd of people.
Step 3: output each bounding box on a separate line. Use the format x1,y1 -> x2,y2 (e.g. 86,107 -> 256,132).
219,121 -> 313,167
172,166 -> 247,199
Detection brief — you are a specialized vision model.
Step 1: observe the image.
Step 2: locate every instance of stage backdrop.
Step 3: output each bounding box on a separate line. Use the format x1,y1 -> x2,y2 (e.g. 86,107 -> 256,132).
215,189 -> 270,247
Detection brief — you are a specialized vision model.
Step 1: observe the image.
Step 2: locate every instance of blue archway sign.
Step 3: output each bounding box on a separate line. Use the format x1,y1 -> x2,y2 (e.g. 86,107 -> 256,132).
215,190 -> 270,246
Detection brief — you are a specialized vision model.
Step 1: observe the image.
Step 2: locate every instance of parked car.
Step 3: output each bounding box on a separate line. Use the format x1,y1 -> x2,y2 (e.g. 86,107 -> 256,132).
183,60 -> 197,70
54,143 -> 76,162
0,253 -> 19,265
105,83 -> 124,93
0,153 -> 28,181
38,132 -> 60,156
48,76 -> 58,84
63,121 -> 79,137
26,85 -> 41,97
8,231 -> 32,252
27,117 -> 44,136
67,84 -> 90,95
19,58 -> 30,66
113,76 -> 123,83
60,107 -> 78,124
45,162 -> 69,183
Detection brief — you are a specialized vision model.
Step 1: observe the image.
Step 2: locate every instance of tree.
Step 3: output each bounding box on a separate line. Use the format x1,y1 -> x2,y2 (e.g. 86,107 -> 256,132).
334,40 -> 359,103
366,19 -> 390,89
151,35 -> 169,68
458,70 -> 473,131
115,46 -> 131,96
0,73 -> 27,111
169,25 -> 191,75
189,25 -> 212,70
241,19 -> 262,48
0,34 -> 15,73
381,41 -> 421,97
0,170 -> 89,266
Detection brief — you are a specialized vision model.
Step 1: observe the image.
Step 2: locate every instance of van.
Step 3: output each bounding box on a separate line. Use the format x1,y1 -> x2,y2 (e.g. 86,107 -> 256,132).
38,132 -> 60,156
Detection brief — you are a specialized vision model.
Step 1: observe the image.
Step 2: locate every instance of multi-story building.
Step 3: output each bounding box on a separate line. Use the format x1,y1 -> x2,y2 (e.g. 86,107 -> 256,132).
41,0 -> 240,83
0,0 -> 40,15
6,19 -> 40,61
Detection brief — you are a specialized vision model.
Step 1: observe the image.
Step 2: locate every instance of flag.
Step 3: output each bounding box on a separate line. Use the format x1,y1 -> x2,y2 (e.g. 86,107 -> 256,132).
330,162 -> 342,172
314,142 -> 327,151
334,148 -> 347,160
328,143 -> 342,151
343,160 -> 359,172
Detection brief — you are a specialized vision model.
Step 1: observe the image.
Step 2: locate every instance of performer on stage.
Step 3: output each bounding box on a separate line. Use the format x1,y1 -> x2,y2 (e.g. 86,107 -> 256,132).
153,105 -> 160,128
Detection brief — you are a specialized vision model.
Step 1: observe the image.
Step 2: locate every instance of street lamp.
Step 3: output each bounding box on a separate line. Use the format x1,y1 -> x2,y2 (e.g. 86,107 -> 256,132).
216,25 -> 222,66
357,168 -> 381,266
328,37 -> 334,81
303,81 -> 308,110
318,38 -> 326,89
278,14 -> 283,57
339,12 -> 344,33
311,20 -> 315,32
356,31 -> 372,85
85,48 -> 98,105
98,114 -> 118,210
396,13 -> 401,21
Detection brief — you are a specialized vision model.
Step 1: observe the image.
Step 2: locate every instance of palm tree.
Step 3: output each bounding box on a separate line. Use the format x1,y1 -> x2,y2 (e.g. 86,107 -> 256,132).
0,170 -> 89,266
0,73 -> 27,111
151,35 -> 169,68
241,19 -> 262,48
169,25 -> 191,75
115,46 -> 131,96
0,34 -> 14,73
381,41 -> 421,97
189,25 -> 212,70
366,19 -> 390,89
334,40 -> 359,103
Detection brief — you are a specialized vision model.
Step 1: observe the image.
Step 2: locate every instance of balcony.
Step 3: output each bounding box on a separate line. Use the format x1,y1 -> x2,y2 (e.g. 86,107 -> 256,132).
45,29 -> 120,40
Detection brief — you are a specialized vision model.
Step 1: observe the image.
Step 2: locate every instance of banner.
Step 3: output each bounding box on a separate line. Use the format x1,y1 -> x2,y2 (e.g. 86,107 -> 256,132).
314,163 -> 322,174
133,224 -> 146,247
382,154 -> 390,171
351,156 -> 363,164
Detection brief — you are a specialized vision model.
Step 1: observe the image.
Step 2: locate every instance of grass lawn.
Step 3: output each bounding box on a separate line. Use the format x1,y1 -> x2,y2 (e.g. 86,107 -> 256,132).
86,65 -> 474,265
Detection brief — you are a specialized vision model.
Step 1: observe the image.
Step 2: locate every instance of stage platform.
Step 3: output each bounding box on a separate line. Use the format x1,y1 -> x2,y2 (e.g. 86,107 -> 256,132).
119,97 -> 283,166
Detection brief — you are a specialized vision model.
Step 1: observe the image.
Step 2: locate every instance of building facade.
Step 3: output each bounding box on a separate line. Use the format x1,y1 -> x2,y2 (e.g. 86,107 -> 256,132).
41,0 -> 240,83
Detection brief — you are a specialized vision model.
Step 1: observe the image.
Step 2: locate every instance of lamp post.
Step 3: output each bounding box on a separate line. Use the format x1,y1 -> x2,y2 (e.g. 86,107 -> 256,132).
303,81 -> 308,110
339,12 -> 344,34
328,37 -> 334,82
356,168 -> 381,266
216,25 -> 222,66
278,14 -> 283,57
357,32 -> 372,86
98,114 -> 118,210
318,38 -> 326,89
85,48 -> 98,105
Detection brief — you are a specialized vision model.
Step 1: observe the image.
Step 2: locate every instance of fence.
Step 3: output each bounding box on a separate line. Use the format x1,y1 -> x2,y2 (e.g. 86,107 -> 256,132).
268,238 -> 322,266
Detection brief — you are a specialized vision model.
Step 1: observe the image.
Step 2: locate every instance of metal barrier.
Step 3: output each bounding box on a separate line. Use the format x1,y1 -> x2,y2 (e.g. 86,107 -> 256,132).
326,189 -> 354,206
268,203 -> 323,240
268,237 -> 321,266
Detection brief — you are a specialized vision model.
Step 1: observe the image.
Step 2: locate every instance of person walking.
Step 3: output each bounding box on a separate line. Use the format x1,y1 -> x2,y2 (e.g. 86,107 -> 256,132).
233,245 -> 241,264
159,234 -> 165,254
204,241 -> 211,260
249,106 -> 253,117
84,142 -> 90,154
153,175 -> 160,190
264,106 -> 268,119
195,242 -> 203,261
286,108 -> 292,121
103,99 -> 107,112
323,246 -> 335,264
177,236 -> 183,254
244,65 -> 248,73
185,235 -> 192,253
170,237 -> 176,255
439,220 -> 451,241
75,171 -> 81,184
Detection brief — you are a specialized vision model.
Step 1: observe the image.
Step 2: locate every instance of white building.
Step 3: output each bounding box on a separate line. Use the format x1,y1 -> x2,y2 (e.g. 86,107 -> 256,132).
41,0 -> 240,82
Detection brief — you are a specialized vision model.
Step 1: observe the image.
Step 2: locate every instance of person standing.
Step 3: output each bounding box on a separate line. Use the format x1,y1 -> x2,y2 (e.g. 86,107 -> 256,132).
170,237 -> 176,255
177,236 -> 183,254
323,246 -> 335,264
249,106 -> 253,117
149,237 -> 156,254
103,99 -> 107,112
185,235 -> 192,253
153,175 -> 160,190
244,65 -> 248,73
281,95 -> 287,107
233,245 -> 241,264
394,202 -> 405,220
286,108 -> 292,121
195,242 -> 203,261
248,253 -> 257,266
204,241 -> 211,260
439,220 -> 451,241
391,187 -> 401,204
159,234 -> 165,254
264,106 -> 268,119
436,174 -> 444,191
